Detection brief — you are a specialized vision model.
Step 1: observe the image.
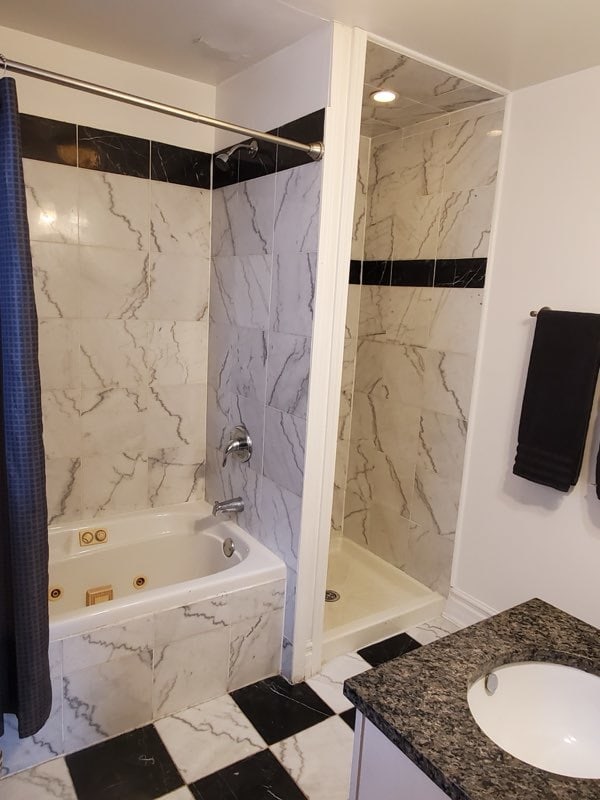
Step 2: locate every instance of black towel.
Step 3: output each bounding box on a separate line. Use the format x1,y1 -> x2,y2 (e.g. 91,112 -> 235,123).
513,309 -> 600,492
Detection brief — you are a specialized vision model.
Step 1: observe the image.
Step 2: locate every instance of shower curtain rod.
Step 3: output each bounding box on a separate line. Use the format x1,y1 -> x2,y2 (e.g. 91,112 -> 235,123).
1,56 -> 324,160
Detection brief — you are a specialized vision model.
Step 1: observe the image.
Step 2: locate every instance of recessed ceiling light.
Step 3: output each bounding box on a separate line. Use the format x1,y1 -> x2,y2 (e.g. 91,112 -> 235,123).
371,89 -> 398,104
487,129 -> 503,137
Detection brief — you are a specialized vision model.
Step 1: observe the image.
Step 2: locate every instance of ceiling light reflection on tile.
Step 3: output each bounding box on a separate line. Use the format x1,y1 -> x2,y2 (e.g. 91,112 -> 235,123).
371,89 -> 398,104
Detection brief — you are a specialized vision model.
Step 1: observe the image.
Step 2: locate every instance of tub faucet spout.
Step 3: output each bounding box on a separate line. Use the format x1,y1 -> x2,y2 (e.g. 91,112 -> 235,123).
212,497 -> 244,516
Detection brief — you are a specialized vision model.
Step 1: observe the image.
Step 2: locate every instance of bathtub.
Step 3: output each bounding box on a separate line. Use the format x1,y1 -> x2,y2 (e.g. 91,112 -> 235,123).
48,500 -> 285,640
0,501 -> 286,778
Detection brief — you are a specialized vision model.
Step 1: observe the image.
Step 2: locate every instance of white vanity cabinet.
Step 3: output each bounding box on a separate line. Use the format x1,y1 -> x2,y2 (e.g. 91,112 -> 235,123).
349,712 -> 450,800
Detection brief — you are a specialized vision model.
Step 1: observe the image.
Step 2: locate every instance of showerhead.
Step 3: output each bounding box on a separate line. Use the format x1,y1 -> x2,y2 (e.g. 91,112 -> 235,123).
214,138 -> 259,172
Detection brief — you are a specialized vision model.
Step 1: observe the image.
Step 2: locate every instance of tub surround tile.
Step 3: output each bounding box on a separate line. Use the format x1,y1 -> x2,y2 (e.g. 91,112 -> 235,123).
228,611 -> 283,692
62,616 -> 154,672
66,725 -> 183,800
256,476 -> 301,571
81,389 -> 146,456
80,319 -> 148,389
428,288 -> 483,355
147,322 -> 207,386
20,113 -> 77,167
156,695 -> 266,784
151,141 -> 211,189
274,162 -> 321,254
271,716 -> 354,800
148,447 -> 205,507
229,580 -> 286,624
231,675 -> 334,746
38,320 -> 80,391
81,452 -> 148,517
31,242 -> 79,319
144,253 -> 210,322
23,160 -> 78,244
391,259 -> 435,287
79,247 -> 149,319
262,408 -> 306,497
45,456 -> 83,524
154,597 -> 229,648
150,182 -> 210,256
361,259 -> 391,286
145,384 -> 207,451
42,390 -> 82,459
269,251 -> 316,337
78,127 -> 150,178
188,749 -> 306,800
266,332 -> 311,419
0,758 -> 77,800
78,170 -> 149,251
305,653 -> 371,714
210,255 -> 271,330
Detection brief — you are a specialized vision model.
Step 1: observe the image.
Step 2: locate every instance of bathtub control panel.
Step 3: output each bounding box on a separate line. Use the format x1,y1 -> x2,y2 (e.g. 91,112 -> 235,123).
79,528 -> 109,547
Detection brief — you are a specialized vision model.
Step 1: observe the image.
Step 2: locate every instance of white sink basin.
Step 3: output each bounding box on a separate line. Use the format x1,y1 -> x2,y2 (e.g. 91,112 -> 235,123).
467,661 -> 600,779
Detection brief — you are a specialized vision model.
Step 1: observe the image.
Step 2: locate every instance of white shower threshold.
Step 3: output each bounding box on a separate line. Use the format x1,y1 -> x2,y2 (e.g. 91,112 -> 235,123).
322,537 -> 444,662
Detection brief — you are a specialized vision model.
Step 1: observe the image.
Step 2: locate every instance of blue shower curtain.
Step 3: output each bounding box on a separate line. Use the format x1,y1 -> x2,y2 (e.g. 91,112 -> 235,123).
0,77 -> 51,738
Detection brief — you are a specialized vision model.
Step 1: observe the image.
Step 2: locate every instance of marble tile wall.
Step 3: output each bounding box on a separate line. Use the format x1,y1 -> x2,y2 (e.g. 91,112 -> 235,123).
337,99 -> 504,596
0,580 -> 284,777
23,121 -> 211,523
206,112 -> 324,678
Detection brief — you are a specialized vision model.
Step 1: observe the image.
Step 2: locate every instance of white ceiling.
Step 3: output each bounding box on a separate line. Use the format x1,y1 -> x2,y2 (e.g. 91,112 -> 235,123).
3,0 -> 600,90
0,0 -> 327,85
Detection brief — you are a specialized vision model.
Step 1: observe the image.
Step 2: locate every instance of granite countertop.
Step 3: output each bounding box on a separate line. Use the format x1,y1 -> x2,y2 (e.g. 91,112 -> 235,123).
344,598 -> 600,800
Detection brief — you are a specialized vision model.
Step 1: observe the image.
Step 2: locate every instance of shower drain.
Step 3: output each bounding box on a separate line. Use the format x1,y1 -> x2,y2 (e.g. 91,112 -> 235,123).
325,589 -> 340,602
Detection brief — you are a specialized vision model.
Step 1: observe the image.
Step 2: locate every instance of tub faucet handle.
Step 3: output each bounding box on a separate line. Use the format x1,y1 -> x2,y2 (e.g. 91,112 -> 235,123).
222,424 -> 252,467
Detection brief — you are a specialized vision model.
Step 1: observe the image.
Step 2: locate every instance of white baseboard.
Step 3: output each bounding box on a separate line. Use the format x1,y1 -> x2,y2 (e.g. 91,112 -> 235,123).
444,588 -> 497,628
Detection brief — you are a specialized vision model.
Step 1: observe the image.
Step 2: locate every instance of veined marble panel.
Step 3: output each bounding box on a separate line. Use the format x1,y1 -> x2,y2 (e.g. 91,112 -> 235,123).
0,758 -> 77,799
392,194 -> 441,260
262,408 -> 306,496
359,285 -> 433,346
23,159 -> 78,244
38,320 -> 80,391
62,616 -> 153,672
79,170 -> 148,251
257,475 -> 301,571
306,652 -> 371,714
266,332 -> 311,419
274,162 -> 321,253
417,409 -> 467,479
228,327 -> 268,402
81,388 -> 145,455
211,175 -> 275,257
421,348 -> 474,421
351,136 -> 370,260
353,339 -> 425,408
42,390 -> 81,459
79,247 -> 149,320
150,182 -> 210,256
229,393 -> 265,475
437,186 -> 495,259
406,520 -> 454,596
80,319 -> 147,389
147,322 -> 206,385
228,610 -> 283,691
148,447 -> 205,506
206,386 -> 230,451
154,597 -> 229,648
427,288 -> 483,355
45,457 -> 83,524
443,110 -> 504,191
410,466 -> 461,535
142,253 -> 210,322
210,255 -> 271,330
350,392 -> 420,464
362,503 -> 412,569
369,127 -> 445,199
81,451 -> 148,516
270,251 -> 316,338
229,579 -> 286,624
345,440 -> 415,520
31,242 -> 79,319
145,383 -> 206,451
210,184 -> 237,257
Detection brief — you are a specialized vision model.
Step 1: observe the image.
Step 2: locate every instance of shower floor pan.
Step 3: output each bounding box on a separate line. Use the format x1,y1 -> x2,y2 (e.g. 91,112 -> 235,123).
322,537 -> 444,661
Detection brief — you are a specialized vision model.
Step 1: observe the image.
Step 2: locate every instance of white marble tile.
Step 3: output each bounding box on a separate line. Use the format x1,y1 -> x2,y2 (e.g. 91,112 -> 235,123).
416,409 -> 467,480
229,579 -> 286,624
147,321 -> 207,385
361,503 -> 412,568
62,616 -> 153,672
360,119 -> 398,138
346,440 -> 415,519
406,615 -> 460,645
38,320 -> 79,391
351,136 -> 370,260
257,475 -> 301,571
206,322 -> 236,395
228,392 -> 265,474
229,327 -> 268,402
422,348 -> 474,421
153,626 -> 229,717
210,184 -> 237,257
154,596 -> 229,647
23,160 -> 78,244
231,175 -> 276,256
262,408 -> 306,496
81,388 -> 146,455
362,90 -> 442,133
141,254 -> 210,322
266,332 -> 311,418
350,392 -> 420,465
42,391 -> 81,458
0,758 -> 77,800
63,652 -> 153,752
443,110 -> 504,191
148,447 -> 205,506
79,247 -> 149,319
427,288 -> 483,355
228,610 -> 283,691
437,83 -> 501,113
353,340 -> 425,408
150,182 -> 210,256
80,320 -> 148,389
206,386 -> 230,450
79,170 -> 149,250
446,96 -> 505,127
272,716 -> 354,800
45,457 -> 83,525
406,521 -> 455,596
274,162 -> 321,253
145,383 -> 206,450
368,127 -> 445,199
359,285 -> 434,347
226,458 -> 263,540
81,452 -> 148,516
155,694 -> 266,784
437,186 -> 496,258
392,194 -> 441,260
345,284 -> 362,340
210,255 -> 271,330
31,242 -> 79,319
269,251 -> 316,337
410,466 -> 461,535
306,653 -> 371,713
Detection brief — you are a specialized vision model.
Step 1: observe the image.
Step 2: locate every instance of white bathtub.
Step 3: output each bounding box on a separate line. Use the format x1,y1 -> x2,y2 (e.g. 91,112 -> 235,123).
48,500 -> 285,640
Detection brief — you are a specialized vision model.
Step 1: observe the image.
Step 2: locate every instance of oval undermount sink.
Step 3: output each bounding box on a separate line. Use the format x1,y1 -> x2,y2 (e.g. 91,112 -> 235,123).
467,661 -> 600,779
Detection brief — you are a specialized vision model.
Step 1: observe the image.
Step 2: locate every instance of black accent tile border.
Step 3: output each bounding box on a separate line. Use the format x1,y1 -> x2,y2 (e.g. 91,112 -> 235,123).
213,109 -> 325,188
78,126 -> 150,178
151,141 -> 211,189
20,113 -> 77,166
355,258 -> 487,288
349,260 -> 362,285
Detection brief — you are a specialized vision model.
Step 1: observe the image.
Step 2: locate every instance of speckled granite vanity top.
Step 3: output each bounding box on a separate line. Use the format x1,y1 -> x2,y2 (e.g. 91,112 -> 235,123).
344,598 -> 600,800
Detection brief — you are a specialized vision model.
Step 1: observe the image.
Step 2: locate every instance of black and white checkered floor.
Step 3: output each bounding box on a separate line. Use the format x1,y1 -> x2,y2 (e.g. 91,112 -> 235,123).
2,617 -> 457,800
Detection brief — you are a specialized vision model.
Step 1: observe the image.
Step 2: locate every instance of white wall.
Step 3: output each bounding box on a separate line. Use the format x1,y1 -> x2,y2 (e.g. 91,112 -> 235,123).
453,65 -> 600,629
1,25 -> 216,150
214,26 -> 332,148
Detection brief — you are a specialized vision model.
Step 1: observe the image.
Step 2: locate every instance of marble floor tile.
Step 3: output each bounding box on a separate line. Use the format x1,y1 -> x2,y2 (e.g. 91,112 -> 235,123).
66,725 -> 183,800
155,695 -> 266,784
162,789 -> 195,800
358,632 -> 421,667
306,653 -> 371,713
271,715 -> 354,800
406,615 -> 460,645
231,675 -> 334,746
0,758 -> 77,800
